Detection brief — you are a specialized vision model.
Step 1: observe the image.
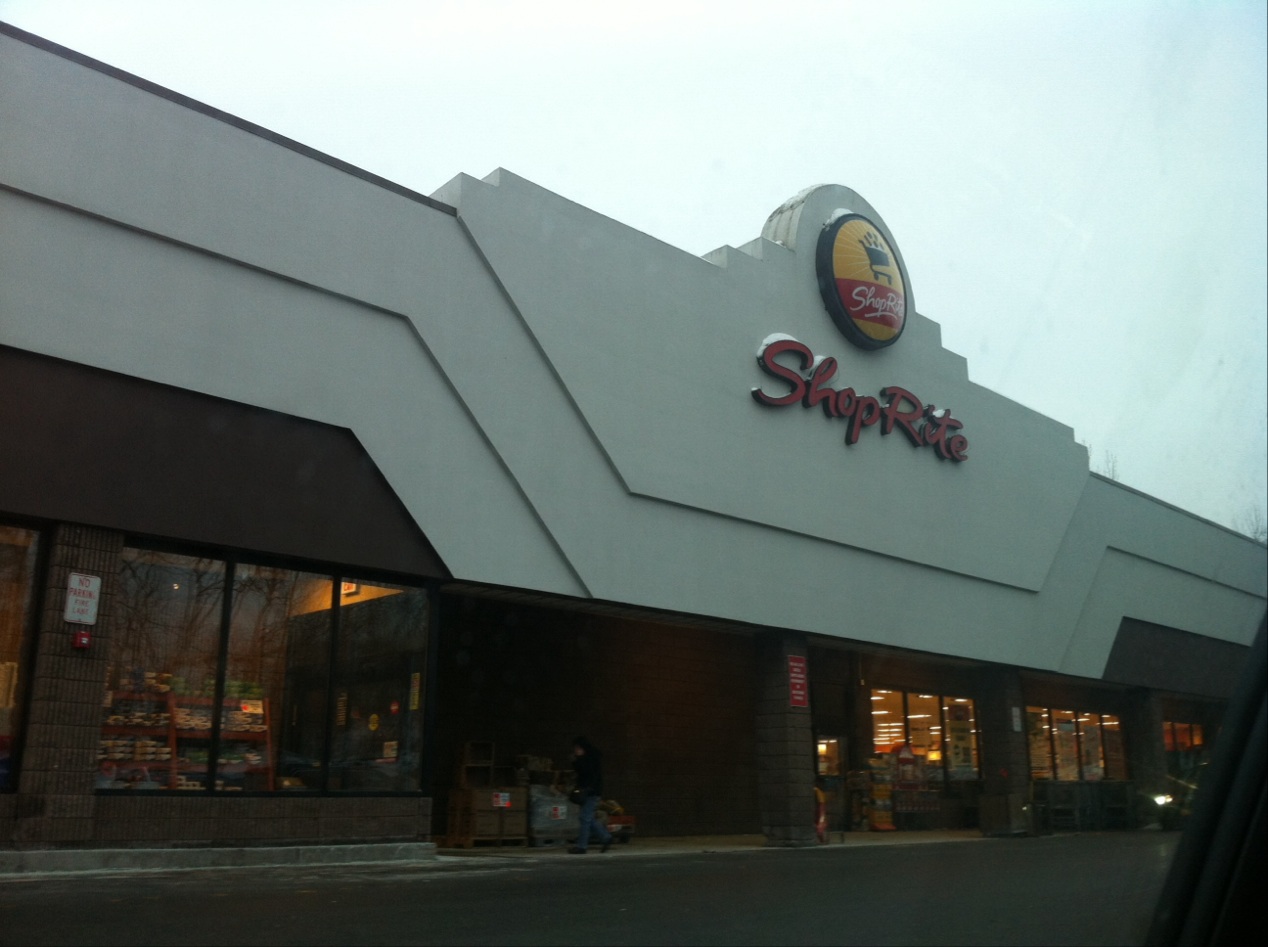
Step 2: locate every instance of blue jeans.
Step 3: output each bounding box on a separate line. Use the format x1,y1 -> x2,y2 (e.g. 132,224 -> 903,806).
576,792 -> 612,851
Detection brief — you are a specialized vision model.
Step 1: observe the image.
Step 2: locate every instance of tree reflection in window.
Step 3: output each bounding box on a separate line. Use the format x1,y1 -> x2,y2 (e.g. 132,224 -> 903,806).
100,548 -> 428,793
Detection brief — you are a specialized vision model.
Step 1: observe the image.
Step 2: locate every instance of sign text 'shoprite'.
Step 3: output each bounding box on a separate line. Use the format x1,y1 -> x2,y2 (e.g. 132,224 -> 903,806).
751,335 -> 969,463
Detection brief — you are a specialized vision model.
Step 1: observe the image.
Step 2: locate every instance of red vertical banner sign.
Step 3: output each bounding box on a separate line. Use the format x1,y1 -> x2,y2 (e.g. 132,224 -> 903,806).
787,655 -> 809,708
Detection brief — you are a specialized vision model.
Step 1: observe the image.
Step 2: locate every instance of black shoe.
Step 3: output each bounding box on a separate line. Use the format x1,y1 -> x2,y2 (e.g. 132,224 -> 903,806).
568,846 -> 586,854
601,837 -> 612,853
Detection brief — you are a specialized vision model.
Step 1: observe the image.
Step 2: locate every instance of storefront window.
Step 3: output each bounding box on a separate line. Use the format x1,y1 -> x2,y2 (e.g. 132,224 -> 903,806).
1175,723 -> 1192,751
1051,709 -> 1080,780
871,688 -> 980,780
228,564 -> 333,791
817,737 -> 841,776
870,689 -> 905,753
1079,713 -> 1104,781
906,693 -> 940,758
1027,707 -> 1054,780
1028,705 -> 1128,782
99,548 -> 429,793
1102,714 -> 1127,780
0,525 -> 41,792
943,697 -> 979,780
102,550 -> 224,790
1164,719 -> 1208,786
328,581 -> 428,791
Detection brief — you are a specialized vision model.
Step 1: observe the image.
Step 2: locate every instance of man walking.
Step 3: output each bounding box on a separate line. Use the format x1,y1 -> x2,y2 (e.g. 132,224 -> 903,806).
569,736 -> 613,854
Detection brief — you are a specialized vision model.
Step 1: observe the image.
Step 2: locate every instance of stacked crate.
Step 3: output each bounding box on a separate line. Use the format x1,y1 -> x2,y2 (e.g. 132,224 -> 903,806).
458,740 -> 496,787
446,742 -> 528,847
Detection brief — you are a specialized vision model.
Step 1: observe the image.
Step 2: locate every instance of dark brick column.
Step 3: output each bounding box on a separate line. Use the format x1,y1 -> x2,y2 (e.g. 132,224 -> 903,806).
14,525 -> 123,846
1122,687 -> 1168,826
976,666 -> 1031,796
754,631 -> 815,846
975,666 -> 1031,835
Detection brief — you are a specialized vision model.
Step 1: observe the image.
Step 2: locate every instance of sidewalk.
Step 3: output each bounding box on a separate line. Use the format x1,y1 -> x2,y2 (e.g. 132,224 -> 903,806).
0,841 -> 440,879
0,830 -> 987,880
439,829 -> 986,859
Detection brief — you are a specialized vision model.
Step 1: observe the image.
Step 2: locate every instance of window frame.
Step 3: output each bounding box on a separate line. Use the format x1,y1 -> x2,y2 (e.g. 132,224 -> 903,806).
1026,704 -> 1128,782
870,686 -> 982,783
98,539 -> 435,797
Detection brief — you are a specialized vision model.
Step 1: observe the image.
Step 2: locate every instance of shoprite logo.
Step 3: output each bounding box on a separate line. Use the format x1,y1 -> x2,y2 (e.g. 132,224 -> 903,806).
751,335 -> 968,463
815,213 -> 907,350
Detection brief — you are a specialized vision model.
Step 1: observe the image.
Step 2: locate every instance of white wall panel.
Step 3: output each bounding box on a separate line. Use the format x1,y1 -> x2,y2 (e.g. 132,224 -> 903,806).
437,171 -> 1089,592
0,191 -> 584,596
3,31 -> 1263,679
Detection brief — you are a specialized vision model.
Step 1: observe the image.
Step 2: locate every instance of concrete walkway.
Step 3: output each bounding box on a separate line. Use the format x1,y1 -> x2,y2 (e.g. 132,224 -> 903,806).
439,829 -> 986,859
0,830 -> 988,880
0,841 -> 439,878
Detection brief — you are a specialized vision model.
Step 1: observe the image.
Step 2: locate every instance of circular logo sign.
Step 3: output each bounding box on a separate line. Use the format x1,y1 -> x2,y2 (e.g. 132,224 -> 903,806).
815,214 -> 907,350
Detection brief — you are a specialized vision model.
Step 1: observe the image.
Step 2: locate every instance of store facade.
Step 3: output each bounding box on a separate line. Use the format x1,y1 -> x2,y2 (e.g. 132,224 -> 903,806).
1,23 -> 1264,848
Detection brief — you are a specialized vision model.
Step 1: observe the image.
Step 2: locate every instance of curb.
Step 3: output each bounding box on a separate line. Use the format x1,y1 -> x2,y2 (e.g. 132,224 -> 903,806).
0,841 -> 437,877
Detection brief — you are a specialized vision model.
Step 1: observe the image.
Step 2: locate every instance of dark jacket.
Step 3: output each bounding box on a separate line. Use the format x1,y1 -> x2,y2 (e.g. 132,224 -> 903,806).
572,739 -> 603,797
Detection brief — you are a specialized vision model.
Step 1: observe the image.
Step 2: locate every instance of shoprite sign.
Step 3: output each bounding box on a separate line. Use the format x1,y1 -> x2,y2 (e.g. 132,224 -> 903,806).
816,212 -> 908,350
751,335 -> 969,463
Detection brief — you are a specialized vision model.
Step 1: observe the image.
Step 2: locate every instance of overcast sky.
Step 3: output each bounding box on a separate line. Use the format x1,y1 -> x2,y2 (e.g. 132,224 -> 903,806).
3,0 -> 1265,537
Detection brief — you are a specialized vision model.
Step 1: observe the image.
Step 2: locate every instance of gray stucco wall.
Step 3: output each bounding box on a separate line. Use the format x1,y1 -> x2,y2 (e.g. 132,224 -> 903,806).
2,29 -> 1263,682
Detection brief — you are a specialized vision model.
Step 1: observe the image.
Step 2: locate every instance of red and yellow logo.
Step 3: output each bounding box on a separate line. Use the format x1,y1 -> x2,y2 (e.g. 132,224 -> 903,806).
815,214 -> 907,350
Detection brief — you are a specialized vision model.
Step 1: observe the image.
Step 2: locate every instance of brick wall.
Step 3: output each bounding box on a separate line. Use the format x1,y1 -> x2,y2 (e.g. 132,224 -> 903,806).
93,796 -> 430,846
12,524 -> 123,845
976,666 -> 1031,797
434,595 -> 761,837
1122,687 -> 1168,810
754,631 -> 815,846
